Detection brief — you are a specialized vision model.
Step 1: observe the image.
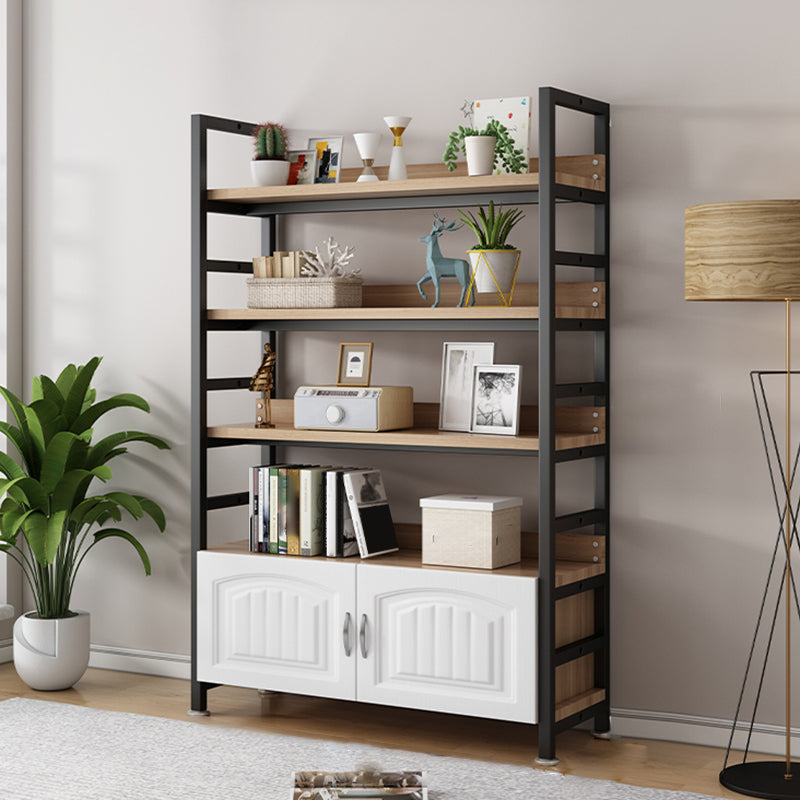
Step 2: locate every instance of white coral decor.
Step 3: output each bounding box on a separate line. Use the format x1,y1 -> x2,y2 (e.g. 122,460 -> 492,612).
299,237 -> 361,279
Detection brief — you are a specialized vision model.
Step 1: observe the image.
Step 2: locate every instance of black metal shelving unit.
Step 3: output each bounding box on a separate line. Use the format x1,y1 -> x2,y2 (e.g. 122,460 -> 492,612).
190,87 -> 610,762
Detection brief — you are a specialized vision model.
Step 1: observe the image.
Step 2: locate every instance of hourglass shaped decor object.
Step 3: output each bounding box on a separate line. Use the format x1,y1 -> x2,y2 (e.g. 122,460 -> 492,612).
353,133 -> 382,182
384,116 -> 411,181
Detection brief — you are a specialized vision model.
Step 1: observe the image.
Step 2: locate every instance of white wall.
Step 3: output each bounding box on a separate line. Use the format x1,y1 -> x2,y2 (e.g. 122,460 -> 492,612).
19,0 -> 800,747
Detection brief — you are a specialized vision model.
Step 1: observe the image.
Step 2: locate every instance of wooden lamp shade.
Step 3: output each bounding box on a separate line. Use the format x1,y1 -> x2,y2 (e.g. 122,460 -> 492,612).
685,200 -> 800,301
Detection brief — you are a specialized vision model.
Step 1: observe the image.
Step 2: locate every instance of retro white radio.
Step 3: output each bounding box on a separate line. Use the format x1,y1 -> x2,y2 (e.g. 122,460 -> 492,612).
293,386 -> 414,431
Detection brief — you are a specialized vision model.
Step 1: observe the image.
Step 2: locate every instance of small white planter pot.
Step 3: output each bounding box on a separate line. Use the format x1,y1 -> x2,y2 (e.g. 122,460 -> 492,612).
468,249 -> 521,299
464,135 -> 497,176
13,611 -> 90,691
251,159 -> 290,187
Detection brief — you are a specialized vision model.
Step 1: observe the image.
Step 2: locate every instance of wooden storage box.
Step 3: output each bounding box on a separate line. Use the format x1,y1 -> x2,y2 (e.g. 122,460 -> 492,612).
420,494 -> 522,570
246,277 -> 363,309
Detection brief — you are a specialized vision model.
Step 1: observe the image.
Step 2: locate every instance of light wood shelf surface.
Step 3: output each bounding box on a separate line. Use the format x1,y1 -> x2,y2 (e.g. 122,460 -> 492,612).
207,155 -> 606,206
206,538 -> 605,588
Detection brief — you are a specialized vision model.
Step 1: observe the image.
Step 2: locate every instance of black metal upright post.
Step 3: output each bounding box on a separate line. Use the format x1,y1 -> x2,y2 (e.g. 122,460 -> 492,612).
537,87 -> 558,764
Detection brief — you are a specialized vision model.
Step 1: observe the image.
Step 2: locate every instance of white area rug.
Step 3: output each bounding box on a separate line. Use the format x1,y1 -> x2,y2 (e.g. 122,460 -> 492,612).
0,698 -> 724,800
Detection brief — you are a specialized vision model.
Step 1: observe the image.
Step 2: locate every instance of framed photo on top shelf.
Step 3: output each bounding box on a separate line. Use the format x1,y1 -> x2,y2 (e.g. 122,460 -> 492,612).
337,342 -> 373,386
308,136 -> 344,184
439,342 -> 495,432
287,149 -> 317,185
469,364 -> 521,436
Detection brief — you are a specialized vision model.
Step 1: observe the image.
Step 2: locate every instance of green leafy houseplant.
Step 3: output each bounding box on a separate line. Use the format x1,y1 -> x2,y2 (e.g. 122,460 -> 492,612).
442,119 -> 527,173
0,357 -> 169,618
458,201 -> 525,250
253,121 -> 289,161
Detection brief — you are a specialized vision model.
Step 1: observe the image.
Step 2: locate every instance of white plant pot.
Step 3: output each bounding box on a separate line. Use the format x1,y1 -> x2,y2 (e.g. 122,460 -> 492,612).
13,611 -> 90,691
468,249 -> 521,296
251,160 -> 290,187
464,135 -> 497,176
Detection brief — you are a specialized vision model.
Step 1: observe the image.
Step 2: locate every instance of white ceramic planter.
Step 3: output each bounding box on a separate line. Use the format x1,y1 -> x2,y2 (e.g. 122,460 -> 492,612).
468,249 -> 521,296
464,135 -> 497,176
13,611 -> 90,691
251,159 -> 290,187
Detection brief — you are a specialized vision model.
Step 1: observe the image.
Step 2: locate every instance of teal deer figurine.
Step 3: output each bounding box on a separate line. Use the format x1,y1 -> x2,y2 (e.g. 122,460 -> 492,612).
417,213 -> 474,307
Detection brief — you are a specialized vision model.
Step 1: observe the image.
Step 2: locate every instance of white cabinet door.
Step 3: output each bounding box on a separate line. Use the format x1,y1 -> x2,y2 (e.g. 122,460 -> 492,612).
197,552 -> 357,700
356,565 -> 537,723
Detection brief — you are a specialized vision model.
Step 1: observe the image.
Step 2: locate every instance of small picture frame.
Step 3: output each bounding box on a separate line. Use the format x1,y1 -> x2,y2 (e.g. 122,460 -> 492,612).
307,136 -> 344,184
287,149 -> 317,186
469,364 -> 521,436
439,342 -> 495,431
337,342 -> 373,386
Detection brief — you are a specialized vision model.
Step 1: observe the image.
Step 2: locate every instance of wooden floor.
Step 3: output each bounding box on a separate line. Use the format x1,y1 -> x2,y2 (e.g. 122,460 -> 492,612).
0,663 -> 738,798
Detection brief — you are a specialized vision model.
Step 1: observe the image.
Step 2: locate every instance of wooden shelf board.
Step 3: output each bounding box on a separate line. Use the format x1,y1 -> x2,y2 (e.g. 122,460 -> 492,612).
207,421 -> 604,452
204,539 -> 605,587
555,688 -> 607,722
209,305 -> 542,322
206,156 -> 606,206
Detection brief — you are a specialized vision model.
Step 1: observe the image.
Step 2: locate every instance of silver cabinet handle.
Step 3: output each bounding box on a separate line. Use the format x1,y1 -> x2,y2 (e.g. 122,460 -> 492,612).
359,613 -> 368,658
342,612 -> 352,657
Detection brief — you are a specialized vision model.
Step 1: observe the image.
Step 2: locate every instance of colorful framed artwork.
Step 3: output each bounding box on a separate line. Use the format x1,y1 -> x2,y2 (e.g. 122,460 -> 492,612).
469,364 -> 521,436
287,149 -> 317,186
337,342 -> 373,386
474,96 -> 531,174
307,136 -> 344,184
438,342 -> 495,432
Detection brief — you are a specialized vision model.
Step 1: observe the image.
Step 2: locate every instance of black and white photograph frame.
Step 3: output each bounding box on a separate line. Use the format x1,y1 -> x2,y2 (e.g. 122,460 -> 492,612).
469,364 -> 522,436
438,342 -> 495,431
337,342 -> 373,386
307,136 -> 344,184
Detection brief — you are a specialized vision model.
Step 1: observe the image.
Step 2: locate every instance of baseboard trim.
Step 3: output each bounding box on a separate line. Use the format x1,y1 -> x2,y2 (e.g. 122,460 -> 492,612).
88,645 -> 190,680
611,706 -> 800,757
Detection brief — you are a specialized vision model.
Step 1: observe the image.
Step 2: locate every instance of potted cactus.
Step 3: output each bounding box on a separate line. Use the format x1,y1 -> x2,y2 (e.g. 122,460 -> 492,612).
443,119 -> 527,176
251,122 -> 291,186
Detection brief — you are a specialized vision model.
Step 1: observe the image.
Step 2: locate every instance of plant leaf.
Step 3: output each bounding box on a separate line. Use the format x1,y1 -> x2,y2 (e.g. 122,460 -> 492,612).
92,528 -> 152,575
54,363 -> 78,400
135,496 -> 166,532
62,357 -> 102,429
21,511 -> 48,564
40,431 -> 84,493
105,491 -> 144,519
72,393 -> 150,434
86,431 -> 170,470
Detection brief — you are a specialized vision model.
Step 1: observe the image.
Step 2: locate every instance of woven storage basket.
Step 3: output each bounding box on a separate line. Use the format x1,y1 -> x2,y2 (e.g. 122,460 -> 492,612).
246,277 -> 363,309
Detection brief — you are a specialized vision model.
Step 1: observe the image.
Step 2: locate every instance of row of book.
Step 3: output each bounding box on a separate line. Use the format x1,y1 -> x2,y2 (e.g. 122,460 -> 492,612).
252,250 -> 305,279
248,465 -> 399,559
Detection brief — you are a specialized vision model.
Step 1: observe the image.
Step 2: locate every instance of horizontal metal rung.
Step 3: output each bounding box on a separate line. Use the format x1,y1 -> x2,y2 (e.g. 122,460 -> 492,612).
554,251 -> 606,269
554,508 -> 605,532
206,260 -> 253,274
207,491 -> 249,510
554,699 -> 608,733
554,185 -> 605,205
555,573 -> 607,600
207,377 -> 252,391
554,382 -> 606,399
554,444 -> 606,463
555,633 -> 606,666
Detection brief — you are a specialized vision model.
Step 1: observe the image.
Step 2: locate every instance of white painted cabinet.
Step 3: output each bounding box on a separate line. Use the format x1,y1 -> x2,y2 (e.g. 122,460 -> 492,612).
197,552 -> 537,723
197,552 -> 357,700
356,564 -> 537,724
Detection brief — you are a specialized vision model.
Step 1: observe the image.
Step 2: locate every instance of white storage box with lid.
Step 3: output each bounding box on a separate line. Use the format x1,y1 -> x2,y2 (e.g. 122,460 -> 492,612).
419,494 -> 523,569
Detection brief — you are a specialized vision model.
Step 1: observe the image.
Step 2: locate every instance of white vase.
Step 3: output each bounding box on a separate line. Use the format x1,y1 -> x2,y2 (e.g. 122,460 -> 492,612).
464,135 -> 497,176
13,611 -> 90,691
468,250 -> 521,298
353,132 -> 382,182
384,115 -> 411,181
250,160 -> 290,187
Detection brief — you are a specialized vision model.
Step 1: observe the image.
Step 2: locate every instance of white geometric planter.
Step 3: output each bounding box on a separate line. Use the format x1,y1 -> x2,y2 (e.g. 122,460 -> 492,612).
467,249 -> 521,304
250,160 -> 290,187
13,611 -> 90,691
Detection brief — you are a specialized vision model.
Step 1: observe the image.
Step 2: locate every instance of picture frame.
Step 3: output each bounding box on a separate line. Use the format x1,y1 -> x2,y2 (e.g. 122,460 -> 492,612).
307,136 -> 344,184
439,342 -> 495,431
337,342 -> 373,386
287,149 -> 317,186
469,364 -> 521,436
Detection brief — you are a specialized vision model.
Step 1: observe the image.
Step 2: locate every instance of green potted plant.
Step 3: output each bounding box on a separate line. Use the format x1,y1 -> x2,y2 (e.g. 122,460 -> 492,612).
443,119 -> 527,176
458,201 -> 525,302
0,356 -> 169,690
251,121 -> 290,186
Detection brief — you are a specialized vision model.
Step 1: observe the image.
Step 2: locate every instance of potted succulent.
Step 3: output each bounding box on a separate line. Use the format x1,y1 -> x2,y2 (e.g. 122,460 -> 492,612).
251,121 -> 291,186
458,201 -> 525,302
0,356 -> 169,690
443,119 -> 527,176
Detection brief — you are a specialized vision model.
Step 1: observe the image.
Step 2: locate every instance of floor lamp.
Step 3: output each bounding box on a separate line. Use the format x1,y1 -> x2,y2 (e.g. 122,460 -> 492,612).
686,199 -> 800,799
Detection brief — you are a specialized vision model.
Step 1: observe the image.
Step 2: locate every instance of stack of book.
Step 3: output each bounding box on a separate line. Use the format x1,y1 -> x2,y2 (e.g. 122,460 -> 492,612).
248,465 -> 398,559
292,771 -> 427,799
